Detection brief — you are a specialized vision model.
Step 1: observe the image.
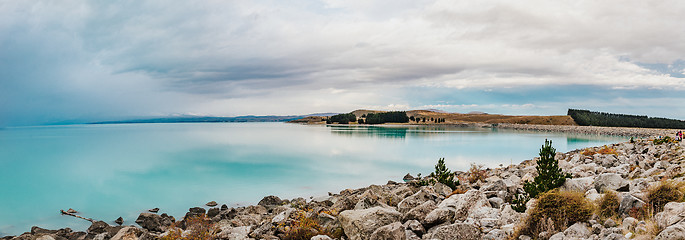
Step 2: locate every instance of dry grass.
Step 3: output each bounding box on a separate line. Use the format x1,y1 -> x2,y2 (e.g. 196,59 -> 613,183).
467,163 -> 487,183
597,190 -> 620,219
514,190 -> 593,239
647,180 -> 685,213
582,146 -> 617,156
281,210 -> 342,240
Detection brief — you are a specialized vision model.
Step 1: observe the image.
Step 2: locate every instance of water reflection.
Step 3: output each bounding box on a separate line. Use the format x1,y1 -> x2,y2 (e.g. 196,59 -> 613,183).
328,125 -> 488,139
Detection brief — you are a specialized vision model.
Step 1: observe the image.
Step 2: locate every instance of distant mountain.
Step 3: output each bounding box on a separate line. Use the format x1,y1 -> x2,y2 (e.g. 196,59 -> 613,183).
90,113 -> 338,124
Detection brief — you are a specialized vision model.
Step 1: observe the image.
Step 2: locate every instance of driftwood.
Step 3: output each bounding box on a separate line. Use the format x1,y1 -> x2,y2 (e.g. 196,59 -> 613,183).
60,209 -> 95,223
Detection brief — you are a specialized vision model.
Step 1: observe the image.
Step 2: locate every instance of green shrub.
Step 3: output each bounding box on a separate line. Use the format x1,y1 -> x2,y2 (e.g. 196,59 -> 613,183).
432,158 -> 459,190
523,140 -> 572,199
516,190 -> 593,238
597,190 -> 620,219
648,180 -> 684,213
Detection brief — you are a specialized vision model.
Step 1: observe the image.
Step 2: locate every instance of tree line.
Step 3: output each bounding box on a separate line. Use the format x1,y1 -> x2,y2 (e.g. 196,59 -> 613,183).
568,109 -> 685,129
324,111 -> 411,124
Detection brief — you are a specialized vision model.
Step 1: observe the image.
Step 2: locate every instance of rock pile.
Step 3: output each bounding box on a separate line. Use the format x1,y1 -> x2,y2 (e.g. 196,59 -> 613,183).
3,138 -> 684,240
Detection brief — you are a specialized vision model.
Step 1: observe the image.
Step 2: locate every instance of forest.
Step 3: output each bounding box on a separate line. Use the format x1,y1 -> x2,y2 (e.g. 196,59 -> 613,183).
568,109 -> 685,129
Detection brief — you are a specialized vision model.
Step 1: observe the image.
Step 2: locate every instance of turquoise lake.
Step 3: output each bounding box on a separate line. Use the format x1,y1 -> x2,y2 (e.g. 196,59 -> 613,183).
0,122 -> 627,236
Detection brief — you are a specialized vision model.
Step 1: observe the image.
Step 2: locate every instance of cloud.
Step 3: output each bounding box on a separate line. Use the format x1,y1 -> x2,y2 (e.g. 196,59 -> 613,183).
1,1 -> 685,125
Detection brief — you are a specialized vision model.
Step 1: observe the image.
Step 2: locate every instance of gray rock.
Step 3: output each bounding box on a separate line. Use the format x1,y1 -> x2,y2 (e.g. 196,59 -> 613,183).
437,189 -> 490,222
482,180 -> 507,192
488,197 -> 504,209
216,225 -> 252,240
548,232 -> 565,240
423,207 -> 455,227
423,223 -> 481,240
258,195 -> 283,207
433,182 -> 453,197
483,229 -> 508,240
499,205 -> 524,226
655,223 -> 685,240
656,202 -> 685,229
311,235 -> 333,240
110,227 -> 142,240
207,207 -> 220,218
563,222 -> 591,238
114,217 -> 124,225
184,207 -> 206,221
563,176 -> 595,192
135,213 -> 165,232
622,217 -> 638,232
339,206 -> 402,240
604,218 -> 617,228
370,222 -> 405,240
206,201 -> 218,207
404,200 -> 436,222
148,208 -> 159,213
594,173 -> 629,192
618,194 -> 645,216
397,188 -> 438,213
403,220 -> 425,235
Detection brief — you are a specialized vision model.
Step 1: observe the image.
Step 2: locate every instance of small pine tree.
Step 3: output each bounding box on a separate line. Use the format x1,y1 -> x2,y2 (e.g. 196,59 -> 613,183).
523,139 -> 572,199
433,158 -> 459,190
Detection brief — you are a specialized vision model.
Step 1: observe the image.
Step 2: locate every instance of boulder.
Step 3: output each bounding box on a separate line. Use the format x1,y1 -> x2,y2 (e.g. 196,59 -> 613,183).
403,220 -> 425,236
397,188 -> 438,213
339,206 -> 402,240
216,225 -> 252,240
370,222 -> 405,240
110,227 -> 142,240
656,202 -> 685,229
88,221 -> 110,234
437,189 -> 490,222
433,182 -> 453,197
114,217 -> 124,225
482,229 -> 507,240
206,201 -> 218,207
482,180 -> 507,192
311,235 -> 333,240
563,222 -> 591,239
488,197 -> 504,209
148,208 -> 159,213
423,223 -> 481,240
594,173 -> 629,192
423,207 -> 455,227
562,177 -> 594,192
499,205 -> 524,226
618,194 -> 645,216
258,195 -> 283,207
135,213 -> 165,232
655,223 -> 685,240
403,200 -> 436,222
185,207 -> 206,219
207,207 -> 220,218
622,217 -> 638,232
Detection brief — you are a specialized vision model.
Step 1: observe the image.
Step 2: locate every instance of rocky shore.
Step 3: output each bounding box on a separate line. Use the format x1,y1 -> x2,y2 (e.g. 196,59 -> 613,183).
492,123 -> 678,138
3,134 -> 685,240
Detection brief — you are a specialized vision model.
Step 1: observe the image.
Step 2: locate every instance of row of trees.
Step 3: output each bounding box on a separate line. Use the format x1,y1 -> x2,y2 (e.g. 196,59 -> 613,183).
568,109 -> 685,129
325,113 -> 356,124
364,111 -> 410,124
409,116 -> 445,123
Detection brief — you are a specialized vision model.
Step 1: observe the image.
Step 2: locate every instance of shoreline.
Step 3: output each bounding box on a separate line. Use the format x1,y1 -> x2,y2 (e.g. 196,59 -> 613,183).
318,122 -> 677,138
3,131 -> 684,239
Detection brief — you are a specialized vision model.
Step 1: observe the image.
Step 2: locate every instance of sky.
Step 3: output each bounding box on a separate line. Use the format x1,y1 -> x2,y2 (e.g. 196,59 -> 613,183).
1,1 -> 685,126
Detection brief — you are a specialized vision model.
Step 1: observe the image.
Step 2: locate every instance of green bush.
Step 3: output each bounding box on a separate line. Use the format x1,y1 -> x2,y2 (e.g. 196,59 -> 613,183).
432,158 -> 459,190
523,140 -> 572,199
516,190 -> 593,238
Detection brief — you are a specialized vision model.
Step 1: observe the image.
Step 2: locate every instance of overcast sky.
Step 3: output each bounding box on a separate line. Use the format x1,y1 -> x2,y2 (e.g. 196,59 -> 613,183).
2,1 -> 685,126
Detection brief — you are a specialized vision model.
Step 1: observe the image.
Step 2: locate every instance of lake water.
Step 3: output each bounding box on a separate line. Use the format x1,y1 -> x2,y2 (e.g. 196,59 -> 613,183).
0,123 -> 627,236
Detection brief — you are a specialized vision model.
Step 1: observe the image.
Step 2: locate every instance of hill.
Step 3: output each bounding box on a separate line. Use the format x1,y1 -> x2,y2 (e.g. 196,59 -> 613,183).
289,109 -> 577,125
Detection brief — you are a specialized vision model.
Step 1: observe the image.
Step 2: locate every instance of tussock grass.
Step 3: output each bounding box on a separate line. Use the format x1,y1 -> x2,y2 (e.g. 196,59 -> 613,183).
514,190 -> 593,238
